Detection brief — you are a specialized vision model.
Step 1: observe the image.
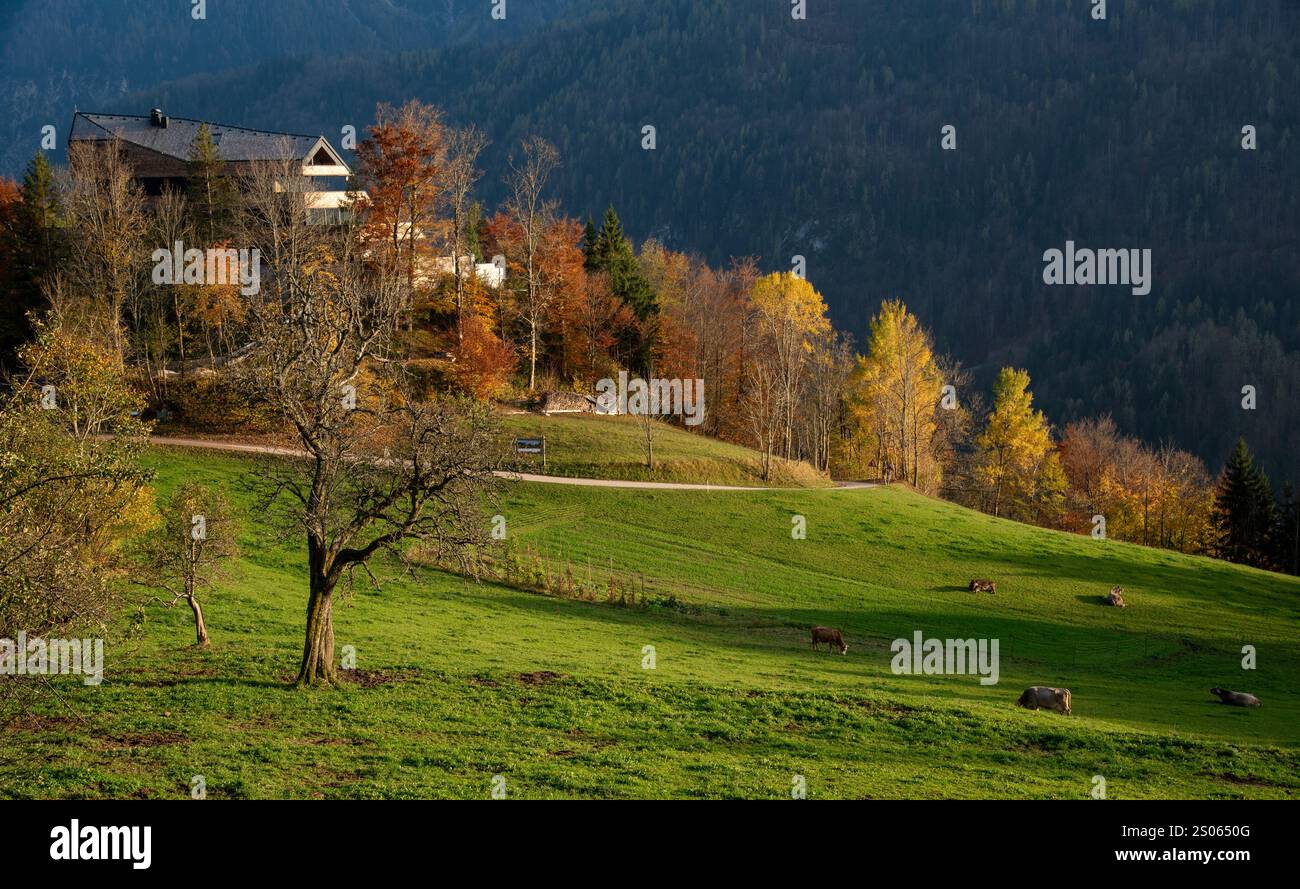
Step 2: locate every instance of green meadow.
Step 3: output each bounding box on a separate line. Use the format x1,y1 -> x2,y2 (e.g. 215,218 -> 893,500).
3,443 -> 1298,799
495,411 -> 829,487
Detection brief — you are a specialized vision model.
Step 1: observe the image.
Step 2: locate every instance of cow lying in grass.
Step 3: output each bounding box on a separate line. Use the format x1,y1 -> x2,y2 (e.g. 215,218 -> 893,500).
1105,586 -> 1127,607
810,626 -> 848,654
1016,686 -> 1072,715
1210,687 -> 1261,707
968,579 -> 996,593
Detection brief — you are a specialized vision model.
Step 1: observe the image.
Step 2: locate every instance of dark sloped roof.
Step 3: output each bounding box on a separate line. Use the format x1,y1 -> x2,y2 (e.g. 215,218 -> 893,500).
69,112 -> 346,168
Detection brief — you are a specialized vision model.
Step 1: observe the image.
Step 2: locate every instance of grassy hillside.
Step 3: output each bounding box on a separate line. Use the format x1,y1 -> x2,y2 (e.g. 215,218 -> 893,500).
3,445 -> 1297,799
495,411 -> 829,487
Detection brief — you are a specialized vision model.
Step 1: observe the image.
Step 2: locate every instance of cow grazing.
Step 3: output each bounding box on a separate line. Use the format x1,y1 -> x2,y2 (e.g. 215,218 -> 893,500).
968,579 -> 996,593
1016,686 -> 1072,715
810,626 -> 848,654
1105,586 -> 1127,607
1210,687 -> 1261,708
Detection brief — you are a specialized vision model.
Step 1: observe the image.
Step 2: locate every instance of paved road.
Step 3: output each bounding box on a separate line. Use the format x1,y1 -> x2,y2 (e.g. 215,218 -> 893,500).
149,436 -> 878,492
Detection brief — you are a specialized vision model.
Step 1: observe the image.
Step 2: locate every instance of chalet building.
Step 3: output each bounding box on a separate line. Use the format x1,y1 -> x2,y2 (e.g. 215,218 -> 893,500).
430,254 -> 507,289
68,109 -> 352,222
379,228 -> 507,289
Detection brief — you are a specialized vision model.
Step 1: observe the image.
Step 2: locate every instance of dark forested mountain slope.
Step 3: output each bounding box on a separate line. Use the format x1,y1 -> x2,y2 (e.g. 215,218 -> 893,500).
4,0 -> 1297,478
0,0 -> 576,173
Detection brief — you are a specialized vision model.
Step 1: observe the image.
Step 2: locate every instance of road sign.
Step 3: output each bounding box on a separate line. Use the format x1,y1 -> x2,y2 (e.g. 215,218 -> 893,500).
513,437 -> 547,470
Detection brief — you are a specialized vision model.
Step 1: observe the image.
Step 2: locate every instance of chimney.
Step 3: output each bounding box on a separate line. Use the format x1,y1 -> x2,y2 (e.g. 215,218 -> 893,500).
149,108 -> 168,128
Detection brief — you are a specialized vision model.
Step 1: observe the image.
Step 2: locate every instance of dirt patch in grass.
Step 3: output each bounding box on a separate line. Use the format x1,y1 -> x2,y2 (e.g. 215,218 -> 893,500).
469,676 -> 500,688
315,768 -> 366,792
518,670 -> 565,686
4,714 -> 84,733
304,736 -> 370,747
97,731 -> 188,749
1012,739 -> 1059,756
90,781 -> 160,799
561,727 -> 616,751
1200,770 -> 1287,788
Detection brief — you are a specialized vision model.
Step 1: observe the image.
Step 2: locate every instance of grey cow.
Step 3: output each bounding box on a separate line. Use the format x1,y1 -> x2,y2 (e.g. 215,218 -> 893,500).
1210,687 -> 1261,707
1016,686 -> 1072,715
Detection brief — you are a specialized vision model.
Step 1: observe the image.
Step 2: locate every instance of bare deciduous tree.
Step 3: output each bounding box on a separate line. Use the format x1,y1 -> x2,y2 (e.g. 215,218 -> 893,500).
61,137 -> 149,360
236,157 -> 502,686
442,124 -> 488,343
743,347 -> 783,481
635,359 -> 659,472
800,329 -> 854,474
136,483 -> 239,648
145,187 -> 190,399
504,137 -> 560,390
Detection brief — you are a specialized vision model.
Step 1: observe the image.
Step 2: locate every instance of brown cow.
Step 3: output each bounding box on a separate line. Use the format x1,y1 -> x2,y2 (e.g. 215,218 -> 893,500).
1105,586 -> 1127,607
1210,687 -> 1261,707
810,626 -> 848,654
968,579 -> 997,593
1016,686 -> 1072,715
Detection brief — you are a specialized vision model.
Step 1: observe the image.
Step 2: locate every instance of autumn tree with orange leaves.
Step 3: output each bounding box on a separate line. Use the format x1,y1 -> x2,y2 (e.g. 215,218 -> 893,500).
555,270 -> 638,384
354,100 -> 448,330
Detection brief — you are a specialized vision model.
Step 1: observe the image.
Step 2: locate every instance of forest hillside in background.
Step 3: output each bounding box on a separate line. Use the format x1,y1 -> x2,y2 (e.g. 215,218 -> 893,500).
1,0 -> 1296,480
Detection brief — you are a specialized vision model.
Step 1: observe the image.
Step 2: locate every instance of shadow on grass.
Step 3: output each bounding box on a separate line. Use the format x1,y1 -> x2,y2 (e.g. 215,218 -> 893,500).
1073,594 -> 1112,607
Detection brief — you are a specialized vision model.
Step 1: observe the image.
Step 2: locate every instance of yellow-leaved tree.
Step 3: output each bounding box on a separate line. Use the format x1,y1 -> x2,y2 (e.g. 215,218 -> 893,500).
847,300 -> 943,490
746,272 -> 831,466
974,367 -> 1065,521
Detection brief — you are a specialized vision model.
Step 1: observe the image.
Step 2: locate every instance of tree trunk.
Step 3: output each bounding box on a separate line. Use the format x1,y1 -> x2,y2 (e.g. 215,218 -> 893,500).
297,572 -> 337,686
188,594 -> 210,648
174,290 -> 186,387
453,219 -> 465,344
529,323 -> 538,391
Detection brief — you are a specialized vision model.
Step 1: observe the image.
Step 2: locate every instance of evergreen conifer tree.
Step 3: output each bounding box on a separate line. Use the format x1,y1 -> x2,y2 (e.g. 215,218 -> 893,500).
0,153 -> 65,367
1214,438 -> 1278,568
187,124 -> 235,243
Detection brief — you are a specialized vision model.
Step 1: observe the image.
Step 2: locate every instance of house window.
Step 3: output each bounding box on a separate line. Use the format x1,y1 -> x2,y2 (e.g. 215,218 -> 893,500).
307,207 -> 352,225
308,176 -> 350,192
